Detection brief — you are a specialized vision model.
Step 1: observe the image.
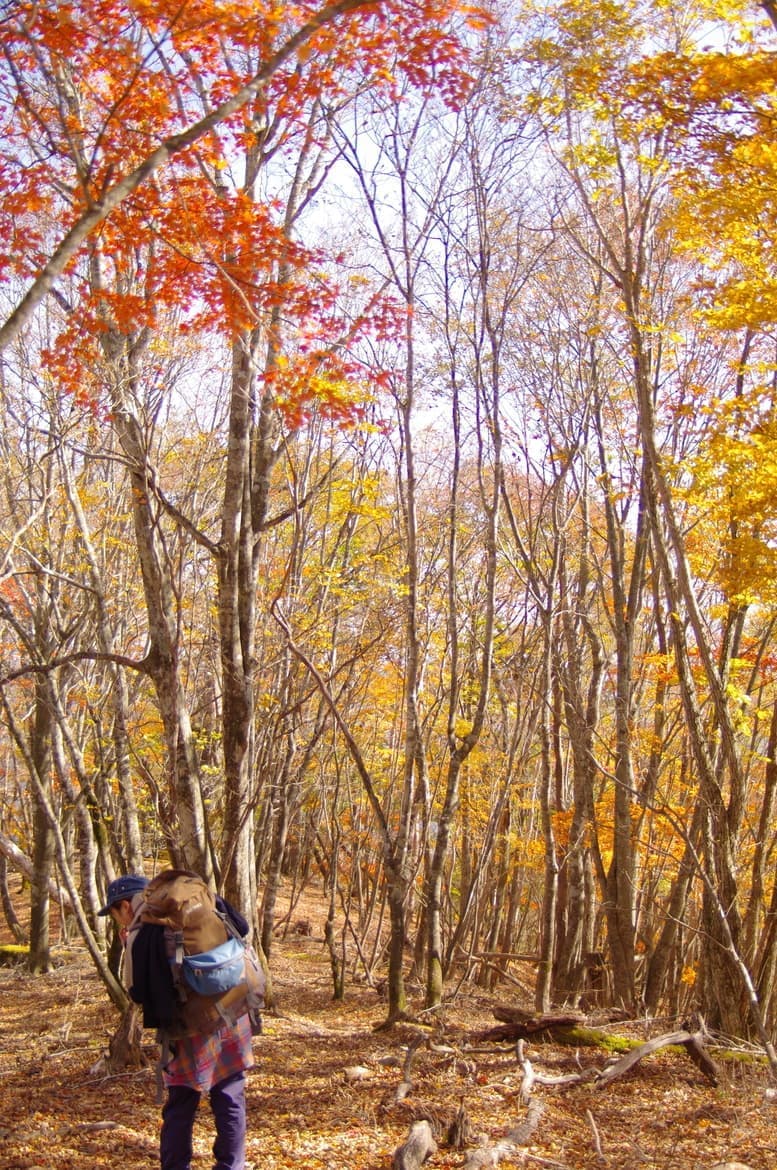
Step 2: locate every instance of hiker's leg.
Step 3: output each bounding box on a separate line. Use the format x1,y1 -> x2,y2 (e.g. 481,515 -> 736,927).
160,1083 -> 200,1170
210,1070 -> 246,1170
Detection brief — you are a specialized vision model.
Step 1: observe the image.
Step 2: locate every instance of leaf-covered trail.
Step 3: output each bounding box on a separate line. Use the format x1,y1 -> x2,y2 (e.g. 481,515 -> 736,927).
1,907 -> 775,1169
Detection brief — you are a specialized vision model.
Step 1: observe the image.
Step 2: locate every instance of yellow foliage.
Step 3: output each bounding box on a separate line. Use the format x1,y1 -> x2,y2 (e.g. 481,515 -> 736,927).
533,0 -> 777,334
680,408 -> 777,606
454,717 -> 474,739
552,807 -> 574,848
632,43 -> 777,331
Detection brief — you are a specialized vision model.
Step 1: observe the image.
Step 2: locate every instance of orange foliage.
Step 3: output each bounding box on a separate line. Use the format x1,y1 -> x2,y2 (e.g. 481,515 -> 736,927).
1,0 -> 486,417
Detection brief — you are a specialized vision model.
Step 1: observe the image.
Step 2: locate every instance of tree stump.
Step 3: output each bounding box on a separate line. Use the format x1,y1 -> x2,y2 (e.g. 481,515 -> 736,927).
392,1120 -> 438,1170
446,1100 -> 473,1149
104,1002 -> 148,1071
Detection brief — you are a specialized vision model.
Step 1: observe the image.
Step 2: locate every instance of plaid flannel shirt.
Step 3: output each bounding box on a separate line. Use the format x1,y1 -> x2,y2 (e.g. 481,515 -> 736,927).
163,1013 -> 254,1092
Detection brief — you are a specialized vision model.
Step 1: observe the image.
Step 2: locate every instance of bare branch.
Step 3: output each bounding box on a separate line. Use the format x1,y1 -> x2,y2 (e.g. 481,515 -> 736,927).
0,648 -> 158,688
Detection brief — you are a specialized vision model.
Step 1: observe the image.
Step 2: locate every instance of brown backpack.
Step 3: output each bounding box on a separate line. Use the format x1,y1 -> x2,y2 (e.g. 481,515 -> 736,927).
138,869 -> 264,1038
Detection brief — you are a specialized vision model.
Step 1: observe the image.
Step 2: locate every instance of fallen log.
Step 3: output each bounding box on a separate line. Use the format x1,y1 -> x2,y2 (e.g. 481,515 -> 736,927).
474,1008 -> 584,1044
475,1021 -> 624,1050
493,1004 -> 583,1026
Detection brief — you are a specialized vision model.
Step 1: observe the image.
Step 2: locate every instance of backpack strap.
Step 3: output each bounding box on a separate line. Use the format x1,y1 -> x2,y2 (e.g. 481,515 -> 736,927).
154,1029 -> 175,1105
219,910 -> 242,942
170,928 -> 188,1001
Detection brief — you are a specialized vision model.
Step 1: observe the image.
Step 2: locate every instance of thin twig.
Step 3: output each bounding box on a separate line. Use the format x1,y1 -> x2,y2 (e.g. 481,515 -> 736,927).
586,1109 -> 605,1162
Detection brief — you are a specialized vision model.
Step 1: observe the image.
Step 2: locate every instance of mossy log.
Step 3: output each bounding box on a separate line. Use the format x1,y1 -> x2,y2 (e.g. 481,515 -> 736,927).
474,1008 -> 632,1052
476,1008 -> 719,1087
0,944 -> 29,966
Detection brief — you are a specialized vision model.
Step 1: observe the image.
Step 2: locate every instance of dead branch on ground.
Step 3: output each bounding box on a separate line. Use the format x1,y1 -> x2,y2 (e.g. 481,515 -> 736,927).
595,1028 -> 719,1088
462,1099 -> 545,1169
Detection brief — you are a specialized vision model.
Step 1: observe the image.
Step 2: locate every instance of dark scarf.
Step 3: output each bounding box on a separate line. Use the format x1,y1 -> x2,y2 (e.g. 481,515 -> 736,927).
128,923 -> 177,1029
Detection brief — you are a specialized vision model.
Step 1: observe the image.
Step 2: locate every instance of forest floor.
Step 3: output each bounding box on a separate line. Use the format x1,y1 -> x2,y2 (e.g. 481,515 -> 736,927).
1,884 -> 776,1170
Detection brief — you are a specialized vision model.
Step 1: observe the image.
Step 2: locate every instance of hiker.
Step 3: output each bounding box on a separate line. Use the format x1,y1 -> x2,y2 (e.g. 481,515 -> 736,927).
98,873 -> 149,941
99,873 -> 255,1170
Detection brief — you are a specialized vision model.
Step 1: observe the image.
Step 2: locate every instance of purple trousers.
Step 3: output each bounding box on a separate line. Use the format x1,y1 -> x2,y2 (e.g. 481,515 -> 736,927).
160,1070 -> 246,1170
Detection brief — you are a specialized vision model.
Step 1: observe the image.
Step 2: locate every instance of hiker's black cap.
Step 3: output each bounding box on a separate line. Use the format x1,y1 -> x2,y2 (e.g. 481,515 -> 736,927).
98,874 -> 149,915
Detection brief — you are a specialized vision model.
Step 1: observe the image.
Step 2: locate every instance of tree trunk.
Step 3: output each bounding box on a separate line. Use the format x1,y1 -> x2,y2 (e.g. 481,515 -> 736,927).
260,759 -> 296,959
424,211 -> 502,1007
554,565 -> 605,1002
218,332 -> 263,913
28,673 -> 55,974
631,319 -> 749,1033
91,284 -> 210,876
590,370 -> 650,1013
104,1003 -> 147,1072
535,607 -> 558,1013
57,433 -> 144,875
120,421 -> 211,876
643,799 -> 704,1015
0,855 -> 25,943
385,877 -> 409,1020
